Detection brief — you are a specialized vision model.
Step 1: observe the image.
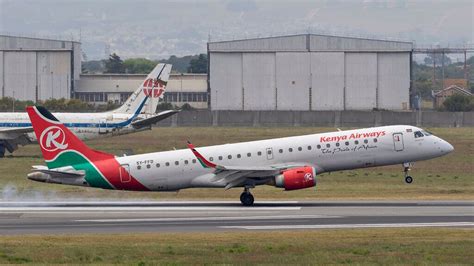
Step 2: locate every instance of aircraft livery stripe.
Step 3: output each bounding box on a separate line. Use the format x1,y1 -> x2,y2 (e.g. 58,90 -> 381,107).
0,95 -> 148,129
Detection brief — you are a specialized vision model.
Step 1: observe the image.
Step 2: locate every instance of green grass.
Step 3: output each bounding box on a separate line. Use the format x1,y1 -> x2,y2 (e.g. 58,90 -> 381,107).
0,228 -> 472,264
1,127 -> 473,200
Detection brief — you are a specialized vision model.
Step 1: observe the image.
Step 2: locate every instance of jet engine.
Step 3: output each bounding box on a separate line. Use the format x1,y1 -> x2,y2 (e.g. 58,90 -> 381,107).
274,166 -> 316,190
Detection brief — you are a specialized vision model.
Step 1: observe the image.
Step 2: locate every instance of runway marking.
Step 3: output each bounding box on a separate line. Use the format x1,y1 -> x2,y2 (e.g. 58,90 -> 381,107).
221,222 -> 474,230
75,214 -> 340,223
0,206 -> 301,212
0,201 -> 299,206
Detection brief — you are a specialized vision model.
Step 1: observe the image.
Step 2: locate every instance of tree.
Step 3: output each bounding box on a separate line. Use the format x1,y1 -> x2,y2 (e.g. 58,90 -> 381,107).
123,58 -> 157,74
187,54 -> 208,73
104,53 -> 125,73
442,94 -> 474,112
424,53 -> 452,66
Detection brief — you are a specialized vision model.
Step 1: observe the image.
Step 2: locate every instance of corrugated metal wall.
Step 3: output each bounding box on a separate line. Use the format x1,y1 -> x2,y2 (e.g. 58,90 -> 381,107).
345,53 -> 378,110
311,52 -> 345,110
276,52 -> 310,110
378,53 -> 410,110
0,51 -> 72,101
210,53 -> 243,110
243,53 -> 275,110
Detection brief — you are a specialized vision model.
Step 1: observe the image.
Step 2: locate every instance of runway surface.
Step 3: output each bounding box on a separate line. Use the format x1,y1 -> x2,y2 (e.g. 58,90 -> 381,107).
0,201 -> 472,234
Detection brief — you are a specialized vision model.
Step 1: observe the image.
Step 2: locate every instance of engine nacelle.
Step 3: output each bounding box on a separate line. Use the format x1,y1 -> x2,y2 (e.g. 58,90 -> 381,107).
274,166 -> 316,190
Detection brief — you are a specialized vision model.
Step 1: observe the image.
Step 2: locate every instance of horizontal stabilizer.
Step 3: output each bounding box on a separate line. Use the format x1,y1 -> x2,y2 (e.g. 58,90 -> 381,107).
29,166 -> 85,179
131,110 -> 179,129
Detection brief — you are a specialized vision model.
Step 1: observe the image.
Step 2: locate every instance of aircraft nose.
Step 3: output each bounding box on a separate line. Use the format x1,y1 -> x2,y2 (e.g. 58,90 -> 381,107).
444,141 -> 454,154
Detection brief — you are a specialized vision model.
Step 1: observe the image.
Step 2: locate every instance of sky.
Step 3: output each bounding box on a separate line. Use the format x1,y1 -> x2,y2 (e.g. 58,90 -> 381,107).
0,0 -> 472,60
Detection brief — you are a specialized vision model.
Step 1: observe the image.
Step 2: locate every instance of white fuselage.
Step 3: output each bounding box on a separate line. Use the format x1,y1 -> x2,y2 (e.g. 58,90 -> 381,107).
113,125 -> 453,191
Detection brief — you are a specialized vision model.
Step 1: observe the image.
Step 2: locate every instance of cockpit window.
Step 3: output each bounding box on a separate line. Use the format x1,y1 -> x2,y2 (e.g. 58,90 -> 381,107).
414,131 -> 424,138
421,130 -> 432,136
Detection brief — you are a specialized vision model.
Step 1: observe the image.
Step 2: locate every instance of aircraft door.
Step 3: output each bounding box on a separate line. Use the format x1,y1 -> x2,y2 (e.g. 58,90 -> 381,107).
393,133 -> 404,152
266,148 -> 274,160
99,119 -> 108,134
120,164 -> 131,183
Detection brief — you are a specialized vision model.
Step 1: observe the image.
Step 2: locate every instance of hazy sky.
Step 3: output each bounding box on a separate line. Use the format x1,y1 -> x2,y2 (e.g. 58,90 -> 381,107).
0,0 -> 472,59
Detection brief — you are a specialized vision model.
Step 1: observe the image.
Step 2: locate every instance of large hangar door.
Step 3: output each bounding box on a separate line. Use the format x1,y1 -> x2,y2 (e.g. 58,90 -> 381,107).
276,52 -> 310,110
345,53 -> 377,110
311,52 -> 345,110
243,53 -> 276,110
4,52 -> 37,101
38,52 -> 71,101
378,53 -> 410,110
210,53 -> 243,110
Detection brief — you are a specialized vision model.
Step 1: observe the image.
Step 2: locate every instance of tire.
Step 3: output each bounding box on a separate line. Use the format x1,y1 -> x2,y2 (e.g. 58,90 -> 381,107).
240,192 -> 254,206
405,176 -> 413,184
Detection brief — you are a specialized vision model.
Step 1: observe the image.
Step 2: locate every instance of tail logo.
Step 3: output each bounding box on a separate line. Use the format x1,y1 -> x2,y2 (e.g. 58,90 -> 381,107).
40,126 -> 68,152
143,78 -> 166,98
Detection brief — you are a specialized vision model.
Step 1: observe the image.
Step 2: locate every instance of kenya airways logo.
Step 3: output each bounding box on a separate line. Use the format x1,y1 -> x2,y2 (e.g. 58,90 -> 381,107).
40,126 -> 68,152
142,78 -> 166,98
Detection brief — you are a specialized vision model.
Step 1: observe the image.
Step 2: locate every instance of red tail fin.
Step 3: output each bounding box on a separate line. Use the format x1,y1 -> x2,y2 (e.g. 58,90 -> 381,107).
26,106 -> 113,166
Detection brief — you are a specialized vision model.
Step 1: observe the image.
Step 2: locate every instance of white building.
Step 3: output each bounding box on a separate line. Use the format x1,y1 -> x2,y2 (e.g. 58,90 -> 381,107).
0,35 -> 81,101
76,73 -> 208,109
208,34 -> 413,111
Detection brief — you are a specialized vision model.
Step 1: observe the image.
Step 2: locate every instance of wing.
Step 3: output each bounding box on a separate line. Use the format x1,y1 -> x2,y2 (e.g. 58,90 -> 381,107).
131,110 -> 179,129
187,141 -> 310,189
0,127 -> 35,153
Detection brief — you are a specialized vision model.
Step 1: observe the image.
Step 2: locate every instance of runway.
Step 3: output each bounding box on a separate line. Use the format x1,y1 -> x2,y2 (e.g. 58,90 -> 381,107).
0,201 -> 472,234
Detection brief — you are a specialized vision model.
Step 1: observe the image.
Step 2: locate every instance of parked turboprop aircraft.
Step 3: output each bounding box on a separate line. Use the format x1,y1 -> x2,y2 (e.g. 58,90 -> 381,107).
26,106 -> 454,206
0,63 -> 177,157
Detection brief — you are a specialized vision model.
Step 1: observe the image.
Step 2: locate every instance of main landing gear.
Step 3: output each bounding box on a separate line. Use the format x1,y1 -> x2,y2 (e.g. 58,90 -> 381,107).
403,162 -> 413,184
240,187 -> 254,206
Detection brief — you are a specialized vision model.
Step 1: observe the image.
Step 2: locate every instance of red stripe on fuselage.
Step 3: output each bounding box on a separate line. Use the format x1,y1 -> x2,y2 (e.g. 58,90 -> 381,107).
93,157 -> 149,191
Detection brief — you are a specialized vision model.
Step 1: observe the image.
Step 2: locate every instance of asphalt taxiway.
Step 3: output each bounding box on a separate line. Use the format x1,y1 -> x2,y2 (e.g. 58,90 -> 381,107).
0,201 -> 472,234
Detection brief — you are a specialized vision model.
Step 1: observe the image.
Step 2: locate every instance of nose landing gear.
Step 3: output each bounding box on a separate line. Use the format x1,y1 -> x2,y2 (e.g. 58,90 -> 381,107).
240,187 -> 254,206
403,162 -> 413,184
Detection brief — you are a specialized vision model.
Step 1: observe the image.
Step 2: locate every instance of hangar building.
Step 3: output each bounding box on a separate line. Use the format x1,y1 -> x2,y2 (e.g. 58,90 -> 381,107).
0,35 -> 81,102
208,34 -> 413,111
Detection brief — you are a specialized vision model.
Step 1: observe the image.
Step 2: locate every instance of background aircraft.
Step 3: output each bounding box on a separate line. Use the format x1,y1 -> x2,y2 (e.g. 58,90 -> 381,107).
0,63 -> 177,157
26,106 -> 453,206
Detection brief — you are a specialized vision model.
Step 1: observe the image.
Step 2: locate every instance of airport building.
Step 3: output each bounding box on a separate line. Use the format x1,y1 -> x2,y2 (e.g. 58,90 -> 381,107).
76,73 -> 208,109
0,35 -> 81,101
208,34 -> 413,111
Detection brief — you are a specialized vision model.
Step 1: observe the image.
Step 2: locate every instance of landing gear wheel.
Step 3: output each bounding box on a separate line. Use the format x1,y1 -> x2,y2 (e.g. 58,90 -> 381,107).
240,192 -> 254,206
403,162 -> 414,184
405,176 -> 413,184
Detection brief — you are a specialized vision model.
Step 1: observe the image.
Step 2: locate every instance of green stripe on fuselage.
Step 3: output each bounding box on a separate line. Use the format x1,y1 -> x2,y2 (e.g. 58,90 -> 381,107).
47,152 -> 114,189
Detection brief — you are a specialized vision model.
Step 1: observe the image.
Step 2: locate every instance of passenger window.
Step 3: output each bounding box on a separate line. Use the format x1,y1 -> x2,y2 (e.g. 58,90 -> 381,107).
326,144 -> 330,148
175,161 -> 179,166
218,156 -> 223,160
156,163 -> 160,168
209,157 -> 214,161
165,162 -> 170,166
355,140 -> 359,145
336,143 -> 340,147
307,146 -> 312,150
364,139 -> 368,144
345,141 -> 349,146
267,150 -> 272,155
414,131 -> 424,138
289,148 -> 293,152
184,160 -> 188,165
137,166 -> 142,170
258,151 -> 262,156
192,159 -> 196,164
279,149 -> 283,153
237,154 -> 241,158
146,165 -> 151,169
317,145 -> 321,149
247,153 -> 251,157
228,155 -> 232,159
373,138 -> 378,143
298,147 -> 302,151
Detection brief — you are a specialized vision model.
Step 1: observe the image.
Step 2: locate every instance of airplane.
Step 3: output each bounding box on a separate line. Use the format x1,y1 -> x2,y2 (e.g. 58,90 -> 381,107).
26,105 -> 454,206
0,63 -> 177,157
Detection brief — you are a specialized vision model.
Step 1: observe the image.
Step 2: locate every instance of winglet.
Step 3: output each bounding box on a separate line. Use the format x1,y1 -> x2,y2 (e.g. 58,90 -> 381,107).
187,141 -> 217,169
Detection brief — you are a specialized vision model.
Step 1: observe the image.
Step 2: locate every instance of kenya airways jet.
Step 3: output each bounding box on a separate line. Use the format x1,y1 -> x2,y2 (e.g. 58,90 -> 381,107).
0,63 -> 176,157
26,106 -> 454,206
